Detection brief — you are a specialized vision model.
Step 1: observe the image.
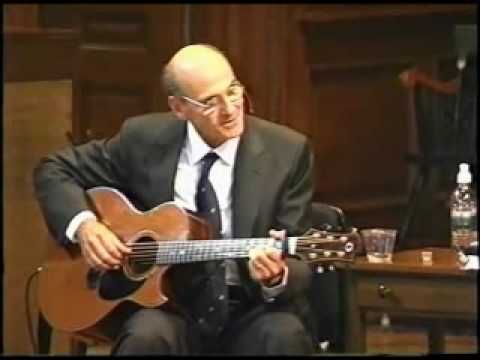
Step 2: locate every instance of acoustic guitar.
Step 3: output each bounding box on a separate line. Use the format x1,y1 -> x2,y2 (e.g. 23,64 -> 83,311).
38,187 -> 359,335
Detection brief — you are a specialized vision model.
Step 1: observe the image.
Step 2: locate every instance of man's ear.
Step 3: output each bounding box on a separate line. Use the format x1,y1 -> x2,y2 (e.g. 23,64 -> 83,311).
168,96 -> 187,120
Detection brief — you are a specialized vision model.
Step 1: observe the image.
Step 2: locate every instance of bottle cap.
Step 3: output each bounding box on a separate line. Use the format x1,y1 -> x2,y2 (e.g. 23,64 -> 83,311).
457,163 -> 472,184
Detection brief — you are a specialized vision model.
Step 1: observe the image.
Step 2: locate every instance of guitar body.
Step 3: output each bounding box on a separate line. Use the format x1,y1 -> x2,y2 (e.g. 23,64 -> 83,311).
38,187 -> 211,334
38,247 -> 169,335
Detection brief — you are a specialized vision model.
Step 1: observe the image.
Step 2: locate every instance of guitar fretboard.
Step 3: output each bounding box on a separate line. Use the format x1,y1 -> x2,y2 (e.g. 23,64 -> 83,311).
128,238 -> 295,265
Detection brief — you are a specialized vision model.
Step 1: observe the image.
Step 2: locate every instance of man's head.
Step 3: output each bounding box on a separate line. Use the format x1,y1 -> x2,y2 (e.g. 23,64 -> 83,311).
163,44 -> 245,148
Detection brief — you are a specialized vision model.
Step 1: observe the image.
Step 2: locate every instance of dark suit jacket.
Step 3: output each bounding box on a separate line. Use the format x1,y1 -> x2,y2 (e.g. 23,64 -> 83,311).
33,112 -> 316,337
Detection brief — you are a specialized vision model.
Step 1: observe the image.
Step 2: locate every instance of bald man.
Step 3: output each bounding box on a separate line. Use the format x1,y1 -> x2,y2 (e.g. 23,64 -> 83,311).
34,44 -> 316,355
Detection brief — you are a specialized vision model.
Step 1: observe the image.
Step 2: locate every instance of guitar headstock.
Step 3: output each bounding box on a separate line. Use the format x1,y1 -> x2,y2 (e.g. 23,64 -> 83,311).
294,227 -> 360,268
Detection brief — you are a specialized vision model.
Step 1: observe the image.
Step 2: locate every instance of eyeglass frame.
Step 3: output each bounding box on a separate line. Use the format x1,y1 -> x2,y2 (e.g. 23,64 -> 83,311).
179,81 -> 245,114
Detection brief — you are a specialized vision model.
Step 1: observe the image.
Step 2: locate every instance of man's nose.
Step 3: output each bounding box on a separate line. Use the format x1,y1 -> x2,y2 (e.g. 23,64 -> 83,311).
219,96 -> 236,115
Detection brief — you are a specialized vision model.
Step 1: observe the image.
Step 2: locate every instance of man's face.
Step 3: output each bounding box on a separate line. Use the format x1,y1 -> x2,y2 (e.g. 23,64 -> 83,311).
169,55 -> 245,148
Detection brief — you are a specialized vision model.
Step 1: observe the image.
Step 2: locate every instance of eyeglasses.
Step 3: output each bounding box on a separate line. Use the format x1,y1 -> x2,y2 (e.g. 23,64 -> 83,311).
181,82 -> 244,115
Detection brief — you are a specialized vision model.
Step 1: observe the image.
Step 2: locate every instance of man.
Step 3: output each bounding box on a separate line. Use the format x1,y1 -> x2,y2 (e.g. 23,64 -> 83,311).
34,44 -> 316,355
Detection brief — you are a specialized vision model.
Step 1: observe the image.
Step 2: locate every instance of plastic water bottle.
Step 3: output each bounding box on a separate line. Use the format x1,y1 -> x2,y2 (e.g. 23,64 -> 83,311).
450,163 -> 477,249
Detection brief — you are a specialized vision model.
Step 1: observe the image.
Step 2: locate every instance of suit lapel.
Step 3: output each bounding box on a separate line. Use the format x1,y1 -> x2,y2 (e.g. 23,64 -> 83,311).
145,121 -> 186,207
232,118 -> 267,238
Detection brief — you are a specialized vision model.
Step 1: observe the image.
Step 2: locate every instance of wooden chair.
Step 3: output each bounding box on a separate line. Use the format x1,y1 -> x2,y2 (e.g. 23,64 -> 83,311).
309,202 -> 350,353
37,306 -> 113,355
397,63 -> 476,248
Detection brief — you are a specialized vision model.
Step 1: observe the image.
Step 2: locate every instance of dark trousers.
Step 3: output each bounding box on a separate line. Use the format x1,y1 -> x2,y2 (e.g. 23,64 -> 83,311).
111,289 -> 314,355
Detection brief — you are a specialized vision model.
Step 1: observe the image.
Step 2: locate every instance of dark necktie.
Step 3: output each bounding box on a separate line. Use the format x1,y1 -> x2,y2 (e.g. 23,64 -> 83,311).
194,152 -> 228,335
195,152 -> 222,239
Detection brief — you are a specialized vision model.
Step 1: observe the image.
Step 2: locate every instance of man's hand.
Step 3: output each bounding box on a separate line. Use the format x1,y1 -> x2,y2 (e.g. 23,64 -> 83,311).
76,219 -> 131,270
248,229 -> 287,287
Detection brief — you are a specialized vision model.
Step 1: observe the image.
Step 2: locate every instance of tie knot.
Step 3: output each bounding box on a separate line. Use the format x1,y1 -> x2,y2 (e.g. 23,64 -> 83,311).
200,152 -> 219,175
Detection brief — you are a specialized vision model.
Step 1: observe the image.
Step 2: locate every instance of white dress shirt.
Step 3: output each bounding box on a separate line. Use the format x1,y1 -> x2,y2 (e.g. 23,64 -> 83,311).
66,121 -> 287,299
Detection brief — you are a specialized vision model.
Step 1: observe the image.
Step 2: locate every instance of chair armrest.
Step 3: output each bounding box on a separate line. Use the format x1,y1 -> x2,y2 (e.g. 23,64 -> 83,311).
311,202 -> 347,231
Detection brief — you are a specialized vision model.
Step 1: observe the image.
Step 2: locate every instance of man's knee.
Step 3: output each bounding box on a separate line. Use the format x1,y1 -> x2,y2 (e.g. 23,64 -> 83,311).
262,312 -> 308,338
259,312 -> 314,353
112,309 -> 187,355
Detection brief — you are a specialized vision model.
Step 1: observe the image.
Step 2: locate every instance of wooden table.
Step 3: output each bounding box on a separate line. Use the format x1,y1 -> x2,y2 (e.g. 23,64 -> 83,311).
340,247 -> 477,354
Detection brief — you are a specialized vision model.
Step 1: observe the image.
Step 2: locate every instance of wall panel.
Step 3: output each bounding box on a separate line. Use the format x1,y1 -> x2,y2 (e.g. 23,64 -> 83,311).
81,86 -> 148,140
71,5 -> 185,143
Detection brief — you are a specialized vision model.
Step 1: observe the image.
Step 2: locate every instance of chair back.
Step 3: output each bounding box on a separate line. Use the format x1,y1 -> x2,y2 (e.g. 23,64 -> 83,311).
413,85 -> 457,163
309,202 -> 349,352
402,63 -> 477,188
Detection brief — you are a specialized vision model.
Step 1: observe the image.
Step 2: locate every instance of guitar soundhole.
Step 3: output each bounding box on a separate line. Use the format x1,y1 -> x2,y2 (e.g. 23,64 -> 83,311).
126,237 -> 156,277
98,269 -> 144,301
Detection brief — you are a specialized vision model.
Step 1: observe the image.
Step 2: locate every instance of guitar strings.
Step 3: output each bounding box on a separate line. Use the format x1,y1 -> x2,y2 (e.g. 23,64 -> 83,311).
125,241 -> 354,265
130,251 -> 250,264
127,238 -> 273,248
128,246 -> 257,260
128,247 -> 353,265
129,248 -> 251,264
126,236 -> 343,250
127,245 -> 352,259
125,238 -> 351,258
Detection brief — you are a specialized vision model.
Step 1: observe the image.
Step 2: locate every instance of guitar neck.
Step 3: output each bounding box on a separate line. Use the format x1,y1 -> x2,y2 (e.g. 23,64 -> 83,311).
128,237 -> 296,266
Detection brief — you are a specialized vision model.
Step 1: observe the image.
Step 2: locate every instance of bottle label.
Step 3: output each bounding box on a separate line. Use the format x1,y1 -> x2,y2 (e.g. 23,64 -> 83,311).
451,208 -> 477,219
451,209 -> 476,229
451,208 -> 477,248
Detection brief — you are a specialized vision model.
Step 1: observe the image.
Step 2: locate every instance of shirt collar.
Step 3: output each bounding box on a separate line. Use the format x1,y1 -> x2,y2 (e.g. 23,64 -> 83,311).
186,122 -> 240,166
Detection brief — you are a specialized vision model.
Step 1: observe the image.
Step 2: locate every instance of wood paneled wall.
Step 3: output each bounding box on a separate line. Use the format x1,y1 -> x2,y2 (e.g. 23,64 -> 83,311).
70,5 -> 185,144
3,4 -> 78,81
4,81 -> 73,354
3,4 -> 39,27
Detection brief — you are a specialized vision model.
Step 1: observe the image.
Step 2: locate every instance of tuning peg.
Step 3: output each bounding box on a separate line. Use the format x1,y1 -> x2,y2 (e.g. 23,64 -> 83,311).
345,242 -> 354,252
321,224 -> 333,231
318,230 -> 327,237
